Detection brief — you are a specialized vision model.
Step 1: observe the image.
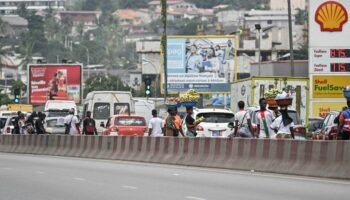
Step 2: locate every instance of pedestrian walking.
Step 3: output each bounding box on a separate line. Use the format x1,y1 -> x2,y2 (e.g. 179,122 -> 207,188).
165,108 -> 177,136
148,109 -> 164,137
174,109 -> 185,137
82,111 -> 97,135
25,112 -> 37,134
64,108 -> 80,135
18,113 -> 27,135
185,106 -> 199,137
338,99 -> 350,140
256,98 -> 275,138
12,111 -> 21,134
35,113 -> 46,134
233,101 -> 253,138
270,107 -> 294,139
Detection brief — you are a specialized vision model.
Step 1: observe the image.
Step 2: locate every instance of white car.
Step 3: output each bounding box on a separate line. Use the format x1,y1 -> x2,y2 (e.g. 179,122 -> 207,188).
182,108 -> 234,138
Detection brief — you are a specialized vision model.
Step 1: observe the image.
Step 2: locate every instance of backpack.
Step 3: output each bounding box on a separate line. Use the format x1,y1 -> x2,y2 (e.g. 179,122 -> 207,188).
85,118 -> 95,133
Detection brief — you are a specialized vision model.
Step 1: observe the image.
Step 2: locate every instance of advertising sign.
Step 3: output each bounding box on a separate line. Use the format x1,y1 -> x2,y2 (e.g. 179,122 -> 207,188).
165,36 -> 236,93
309,0 -> 350,47
29,64 -> 82,105
312,102 -> 347,118
312,75 -> 350,98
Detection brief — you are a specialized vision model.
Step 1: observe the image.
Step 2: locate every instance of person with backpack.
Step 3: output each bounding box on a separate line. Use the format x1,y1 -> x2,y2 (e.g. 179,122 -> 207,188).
82,111 -> 97,135
338,100 -> 350,140
64,108 -> 80,135
233,101 -> 253,138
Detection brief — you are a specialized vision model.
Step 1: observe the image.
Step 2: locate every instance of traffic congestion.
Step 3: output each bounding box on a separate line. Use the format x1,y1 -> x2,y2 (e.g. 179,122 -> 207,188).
1,87 -> 350,141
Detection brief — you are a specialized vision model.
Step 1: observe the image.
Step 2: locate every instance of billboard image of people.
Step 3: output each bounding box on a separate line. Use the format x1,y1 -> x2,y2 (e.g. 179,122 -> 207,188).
165,36 -> 236,93
29,64 -> 82,104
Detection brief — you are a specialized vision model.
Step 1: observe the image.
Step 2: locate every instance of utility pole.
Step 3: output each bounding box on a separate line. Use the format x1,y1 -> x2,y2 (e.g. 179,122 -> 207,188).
161,0 -> 168,100
287,0 -> 295,76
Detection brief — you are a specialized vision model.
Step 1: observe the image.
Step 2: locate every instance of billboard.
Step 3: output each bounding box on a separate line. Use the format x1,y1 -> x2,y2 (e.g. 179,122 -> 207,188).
164,36 -> 237,93
312,75 -> 350,98
28,64 -> 82,105
312,102 -> 347,118
309,0 -> 350,47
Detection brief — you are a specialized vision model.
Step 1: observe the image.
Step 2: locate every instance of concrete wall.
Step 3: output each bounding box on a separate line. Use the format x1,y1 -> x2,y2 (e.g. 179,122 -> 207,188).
0,135 -> 349,179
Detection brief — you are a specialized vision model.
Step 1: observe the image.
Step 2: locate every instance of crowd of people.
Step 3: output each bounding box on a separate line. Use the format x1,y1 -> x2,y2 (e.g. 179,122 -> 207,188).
11,108 -> 98,136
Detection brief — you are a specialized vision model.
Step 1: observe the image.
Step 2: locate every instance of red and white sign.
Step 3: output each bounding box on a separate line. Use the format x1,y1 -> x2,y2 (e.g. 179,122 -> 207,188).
28,64 -> 82,105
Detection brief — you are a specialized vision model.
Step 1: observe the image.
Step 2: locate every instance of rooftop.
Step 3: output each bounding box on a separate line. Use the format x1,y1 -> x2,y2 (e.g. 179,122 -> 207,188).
1,15 -> 28,26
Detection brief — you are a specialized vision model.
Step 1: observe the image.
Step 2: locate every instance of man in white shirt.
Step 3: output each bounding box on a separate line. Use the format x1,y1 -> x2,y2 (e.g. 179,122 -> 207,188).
256,98 -> 276,138
64,108 -> 80,135
234,101 -> 253,137
148,109 -> 164,137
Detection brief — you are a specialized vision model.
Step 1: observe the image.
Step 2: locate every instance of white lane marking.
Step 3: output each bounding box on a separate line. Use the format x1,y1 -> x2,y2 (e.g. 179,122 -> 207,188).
73,177 -> 86,181
35,171 -> 46,174
172,173 -> 180,176
122,185 -> 138,190
185,196 -> 207,200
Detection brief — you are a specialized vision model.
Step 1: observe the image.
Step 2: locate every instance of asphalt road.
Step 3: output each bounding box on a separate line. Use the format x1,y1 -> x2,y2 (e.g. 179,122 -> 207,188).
0,153 -> 349,200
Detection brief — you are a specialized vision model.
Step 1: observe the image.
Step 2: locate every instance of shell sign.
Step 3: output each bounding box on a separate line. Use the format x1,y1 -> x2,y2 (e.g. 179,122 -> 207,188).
315,1 -> 348,32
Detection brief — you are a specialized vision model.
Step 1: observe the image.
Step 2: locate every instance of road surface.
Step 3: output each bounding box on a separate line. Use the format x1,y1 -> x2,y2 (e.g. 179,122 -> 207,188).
0,153 -> 349,200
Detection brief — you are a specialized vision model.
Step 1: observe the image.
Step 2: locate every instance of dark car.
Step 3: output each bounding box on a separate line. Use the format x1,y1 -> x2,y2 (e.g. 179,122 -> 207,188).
312,111 -> 340,140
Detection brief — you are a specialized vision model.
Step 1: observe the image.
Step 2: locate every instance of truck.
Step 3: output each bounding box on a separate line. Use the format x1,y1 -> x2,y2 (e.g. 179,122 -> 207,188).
83,91 -> 134,133
134,99 -> 156,124
44,100 -> 77,117
231,77 -> 310,124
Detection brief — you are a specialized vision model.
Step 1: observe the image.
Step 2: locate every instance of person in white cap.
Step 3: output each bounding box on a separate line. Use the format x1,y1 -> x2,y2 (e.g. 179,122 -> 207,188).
64,108 -> 80,135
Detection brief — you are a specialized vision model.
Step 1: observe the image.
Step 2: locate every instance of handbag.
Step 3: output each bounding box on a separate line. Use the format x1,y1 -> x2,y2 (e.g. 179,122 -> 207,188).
238,112 -> 252,138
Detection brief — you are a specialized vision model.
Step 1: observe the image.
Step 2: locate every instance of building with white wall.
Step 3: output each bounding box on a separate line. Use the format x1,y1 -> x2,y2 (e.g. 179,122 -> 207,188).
0,0 -> 65,15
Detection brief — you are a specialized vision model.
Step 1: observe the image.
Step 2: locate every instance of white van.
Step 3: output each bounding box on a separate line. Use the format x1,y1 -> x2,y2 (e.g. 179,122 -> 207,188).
83,91 -> 134,133
44,100 -> 77,117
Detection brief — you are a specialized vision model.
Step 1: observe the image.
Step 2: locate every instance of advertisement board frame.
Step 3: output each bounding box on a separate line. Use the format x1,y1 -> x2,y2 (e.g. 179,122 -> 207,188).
27,63 -> 83,105
160,35 -> 238,94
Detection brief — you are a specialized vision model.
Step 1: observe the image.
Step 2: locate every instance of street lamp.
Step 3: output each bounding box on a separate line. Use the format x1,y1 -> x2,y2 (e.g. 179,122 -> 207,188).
255,24 -> 262,75
74,42 -> 90,78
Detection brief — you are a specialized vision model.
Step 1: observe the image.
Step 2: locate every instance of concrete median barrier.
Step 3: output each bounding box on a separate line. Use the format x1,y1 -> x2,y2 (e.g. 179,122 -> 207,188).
0,135 -> 349,179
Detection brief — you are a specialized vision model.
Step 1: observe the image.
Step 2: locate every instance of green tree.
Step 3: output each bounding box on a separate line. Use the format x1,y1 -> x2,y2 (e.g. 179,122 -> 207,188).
84,75 -> 131,98
118,0 -> 149,9
25,14 -> 47,55
0,91 -> 12,106
294,43 -> 308,60
173,17 -> 206,35
11,80 -> 27,95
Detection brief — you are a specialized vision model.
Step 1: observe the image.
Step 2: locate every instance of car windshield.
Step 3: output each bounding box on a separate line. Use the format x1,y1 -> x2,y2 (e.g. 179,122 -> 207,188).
115,117 -> 146,126
196,113 -> 234,123
0,118 -> 7,129
251,110 -> 301,125
94,103 -> 110,120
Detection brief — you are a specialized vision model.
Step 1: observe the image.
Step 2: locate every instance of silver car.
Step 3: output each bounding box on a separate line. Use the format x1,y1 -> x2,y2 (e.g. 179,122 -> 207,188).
0,116 -> 17,134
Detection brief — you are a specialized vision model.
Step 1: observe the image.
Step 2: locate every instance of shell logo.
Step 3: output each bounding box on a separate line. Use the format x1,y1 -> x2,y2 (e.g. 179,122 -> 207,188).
315,1 -> 348,32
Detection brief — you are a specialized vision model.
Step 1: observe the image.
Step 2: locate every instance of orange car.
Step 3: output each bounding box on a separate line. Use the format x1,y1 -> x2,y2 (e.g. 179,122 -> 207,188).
101,115 -> 147,136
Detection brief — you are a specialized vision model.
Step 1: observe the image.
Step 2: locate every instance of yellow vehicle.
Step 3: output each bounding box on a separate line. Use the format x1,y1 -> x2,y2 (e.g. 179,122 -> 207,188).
7,104 -> 33,113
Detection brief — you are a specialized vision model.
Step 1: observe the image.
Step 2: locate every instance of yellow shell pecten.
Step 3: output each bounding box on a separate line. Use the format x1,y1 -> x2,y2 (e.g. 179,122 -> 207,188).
315,1 -> 348,31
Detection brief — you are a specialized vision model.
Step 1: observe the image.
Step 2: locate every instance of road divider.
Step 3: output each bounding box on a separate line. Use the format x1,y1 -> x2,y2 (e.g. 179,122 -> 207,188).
0,135 -> 349,179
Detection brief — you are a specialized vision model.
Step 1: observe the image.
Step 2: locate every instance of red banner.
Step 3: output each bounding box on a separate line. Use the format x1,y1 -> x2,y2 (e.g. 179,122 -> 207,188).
29,64 -> 82,105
